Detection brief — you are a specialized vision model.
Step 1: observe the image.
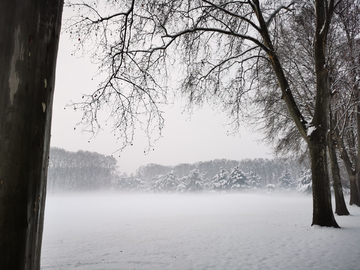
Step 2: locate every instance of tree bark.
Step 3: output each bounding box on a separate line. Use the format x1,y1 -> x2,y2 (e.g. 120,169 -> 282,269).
0,0 -> 63,269
327,131 -> 350,215
308,137 -> 339,227
355,80 -> 360,206
349,174 -> 360,206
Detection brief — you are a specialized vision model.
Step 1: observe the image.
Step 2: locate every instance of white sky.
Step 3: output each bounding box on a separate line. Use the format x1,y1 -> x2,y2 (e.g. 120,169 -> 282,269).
50,18 -> 273,174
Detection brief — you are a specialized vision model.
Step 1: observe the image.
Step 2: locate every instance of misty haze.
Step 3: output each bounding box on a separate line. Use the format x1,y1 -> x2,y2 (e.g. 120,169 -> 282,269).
41,148 -> 360,269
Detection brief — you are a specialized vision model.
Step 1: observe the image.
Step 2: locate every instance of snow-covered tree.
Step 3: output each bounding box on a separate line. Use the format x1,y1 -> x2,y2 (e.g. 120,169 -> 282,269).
247,171 -> 263,190
151,172 -> 179,193
131,175 -> 147,191
210,168 -> 229,191
277,170 -> 294,190
228,166 -> 248,191
180,169 -> 206,193
297,170 -> 312,194
176,178 -> 188,193
113,173 -> 147,191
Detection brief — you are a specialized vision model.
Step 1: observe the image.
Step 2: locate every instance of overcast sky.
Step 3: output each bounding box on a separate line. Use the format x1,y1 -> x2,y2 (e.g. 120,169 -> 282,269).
50,19 -> 273,174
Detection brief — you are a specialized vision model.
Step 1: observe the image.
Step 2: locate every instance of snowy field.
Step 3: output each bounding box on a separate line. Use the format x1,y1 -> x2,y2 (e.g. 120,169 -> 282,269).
41,192 -> 360,270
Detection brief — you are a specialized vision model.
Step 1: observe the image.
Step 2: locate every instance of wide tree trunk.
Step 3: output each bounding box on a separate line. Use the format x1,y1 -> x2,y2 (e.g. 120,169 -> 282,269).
327,132 -> 349,215
308,131 -> 339,227
0,0 -> 63,269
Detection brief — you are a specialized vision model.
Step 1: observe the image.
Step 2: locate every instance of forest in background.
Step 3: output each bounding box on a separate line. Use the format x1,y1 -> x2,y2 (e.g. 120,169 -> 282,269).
48,147 -> 350,194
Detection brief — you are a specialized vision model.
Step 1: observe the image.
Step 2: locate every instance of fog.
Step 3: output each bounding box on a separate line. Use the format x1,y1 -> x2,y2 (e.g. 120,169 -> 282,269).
41,192 -> 360,270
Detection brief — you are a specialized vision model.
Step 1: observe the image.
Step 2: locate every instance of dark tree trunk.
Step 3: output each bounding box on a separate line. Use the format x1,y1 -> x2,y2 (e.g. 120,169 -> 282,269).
327,131 -> 350,215
349,174 -> 360,206
308,132 -> 339,227
355,80 -> 360,206
0,0 -> 63,269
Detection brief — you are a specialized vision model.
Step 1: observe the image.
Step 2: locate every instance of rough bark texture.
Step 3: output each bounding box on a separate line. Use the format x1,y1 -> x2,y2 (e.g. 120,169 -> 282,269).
309,138 -> 338,227
0,0 -> 63,269
349,174 -> 360,206
327,131 -> 350,215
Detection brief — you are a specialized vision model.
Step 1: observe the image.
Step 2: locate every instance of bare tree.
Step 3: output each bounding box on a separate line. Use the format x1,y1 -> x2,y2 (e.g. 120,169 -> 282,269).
0,0 -> 63,269
68,0 -> 341,227
328,111 -> 350,215
330,0 -> 360,207
253,1 -> 352,215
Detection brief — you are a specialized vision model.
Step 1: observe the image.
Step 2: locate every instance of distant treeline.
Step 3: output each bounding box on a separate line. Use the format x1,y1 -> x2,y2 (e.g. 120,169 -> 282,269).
116,166 -> 314,194
117,158 -> 314,193
136,158 -> 307,185
47,147 -> 319,193
48,147 -> 117,192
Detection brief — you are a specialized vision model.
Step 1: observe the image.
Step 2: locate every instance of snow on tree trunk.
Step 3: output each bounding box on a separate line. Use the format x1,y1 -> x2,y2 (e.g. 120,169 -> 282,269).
0,0 -> 63,268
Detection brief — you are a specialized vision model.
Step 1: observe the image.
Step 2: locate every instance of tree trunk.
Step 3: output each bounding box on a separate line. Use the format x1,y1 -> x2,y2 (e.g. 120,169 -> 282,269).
355,74 -> 360,206
327,132 -> 350,215
349,174 -> 360,206
308,130 -> 339,227
0,1 -> 63,269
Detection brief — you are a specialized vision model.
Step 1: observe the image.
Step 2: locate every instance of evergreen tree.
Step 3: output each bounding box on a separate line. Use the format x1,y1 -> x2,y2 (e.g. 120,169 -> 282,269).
211,168 -> 229,191
297,170 -> 312,194
247,171 -> 263,190
277,170 -> 294,190
228,166 -> 249,190
151,172 -> 178,193
181,169 -> 206,192
130,175 -> 147,191
176,177 -> 188,193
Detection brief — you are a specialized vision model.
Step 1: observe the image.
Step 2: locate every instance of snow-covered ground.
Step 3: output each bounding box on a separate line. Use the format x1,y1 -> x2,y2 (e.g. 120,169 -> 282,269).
41,192 -> 360,270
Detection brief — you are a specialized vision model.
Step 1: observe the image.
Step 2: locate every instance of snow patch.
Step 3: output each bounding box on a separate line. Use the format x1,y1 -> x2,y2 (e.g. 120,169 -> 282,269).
9,26 -> 24,105
307,125 -> 316,137
42,102 -> 46,113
